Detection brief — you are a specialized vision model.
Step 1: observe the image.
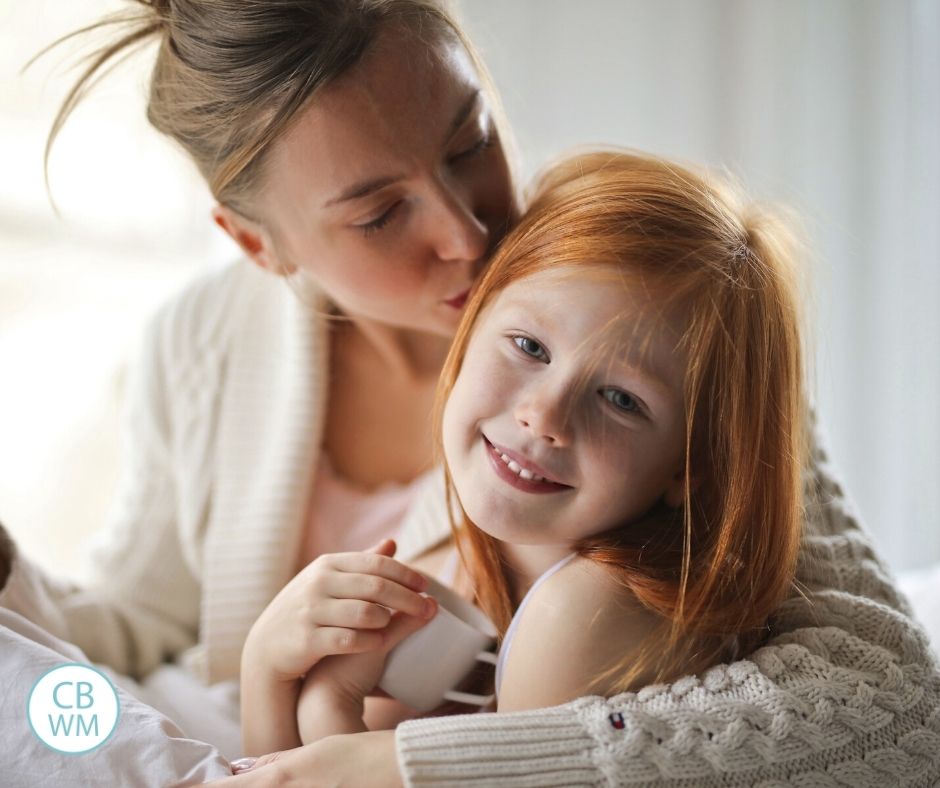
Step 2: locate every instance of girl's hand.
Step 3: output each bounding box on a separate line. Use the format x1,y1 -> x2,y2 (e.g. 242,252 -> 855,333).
296,605 -> 434,742
242,539 -> 434,683
210,730 -> 403,787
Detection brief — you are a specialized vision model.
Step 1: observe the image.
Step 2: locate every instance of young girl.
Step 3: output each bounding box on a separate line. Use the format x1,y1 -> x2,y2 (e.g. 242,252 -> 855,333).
242,147 -> 807,747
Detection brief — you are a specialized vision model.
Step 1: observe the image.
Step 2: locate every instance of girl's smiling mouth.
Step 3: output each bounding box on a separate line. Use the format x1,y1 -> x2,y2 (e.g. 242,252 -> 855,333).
482,436 -> 572,494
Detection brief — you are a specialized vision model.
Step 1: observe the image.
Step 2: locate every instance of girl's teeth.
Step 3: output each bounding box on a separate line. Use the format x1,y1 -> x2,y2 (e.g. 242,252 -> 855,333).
498,450 -> 545,482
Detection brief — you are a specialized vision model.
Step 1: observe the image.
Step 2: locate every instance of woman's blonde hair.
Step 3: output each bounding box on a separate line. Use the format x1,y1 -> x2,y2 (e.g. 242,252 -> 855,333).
436,149 -> 808,691
40,0 -> 512,215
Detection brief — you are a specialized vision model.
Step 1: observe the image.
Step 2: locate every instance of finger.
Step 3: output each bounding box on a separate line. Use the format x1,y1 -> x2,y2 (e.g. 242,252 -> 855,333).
206,751 -> 284,785
229,757 -> 258,774
367,538 -> 397,557
326,551 -> 428,593
311,625 -> 386,656
326,572 -> 435,620
381,603 -> 437,653
312,598 -> 394,630
240,750 -> 284,771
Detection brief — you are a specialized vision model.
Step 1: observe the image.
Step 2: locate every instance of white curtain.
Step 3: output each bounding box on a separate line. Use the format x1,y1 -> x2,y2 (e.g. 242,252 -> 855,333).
459,0 -> 940,570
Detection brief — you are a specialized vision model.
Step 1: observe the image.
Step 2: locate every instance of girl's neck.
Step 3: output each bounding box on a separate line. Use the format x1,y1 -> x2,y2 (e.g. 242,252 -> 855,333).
499,542 -> 577,605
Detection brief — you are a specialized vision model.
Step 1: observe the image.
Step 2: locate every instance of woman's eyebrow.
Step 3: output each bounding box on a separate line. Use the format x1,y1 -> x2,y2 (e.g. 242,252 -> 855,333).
324,91 -> 482,208
324,174 -> 403,207
447,90 -> 482,137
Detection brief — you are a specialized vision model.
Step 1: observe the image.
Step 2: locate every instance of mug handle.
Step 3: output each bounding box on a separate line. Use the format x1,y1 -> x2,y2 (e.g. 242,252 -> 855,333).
442,650 -> 498,707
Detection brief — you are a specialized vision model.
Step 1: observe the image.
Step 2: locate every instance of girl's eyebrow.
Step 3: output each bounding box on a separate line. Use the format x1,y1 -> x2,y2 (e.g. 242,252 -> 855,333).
323,91 -> 482,208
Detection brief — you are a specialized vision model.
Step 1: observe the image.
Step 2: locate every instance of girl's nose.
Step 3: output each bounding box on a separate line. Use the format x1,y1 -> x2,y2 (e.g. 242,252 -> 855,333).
514,384 -> 572,446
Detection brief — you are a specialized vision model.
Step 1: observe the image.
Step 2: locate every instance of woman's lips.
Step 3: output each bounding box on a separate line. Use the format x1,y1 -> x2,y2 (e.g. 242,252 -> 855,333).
483,437 -> 571,494
443,289 -> 470,310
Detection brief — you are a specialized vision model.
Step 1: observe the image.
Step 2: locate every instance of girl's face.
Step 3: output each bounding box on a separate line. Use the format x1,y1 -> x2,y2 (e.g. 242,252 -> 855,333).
442,266 -> 689,554
255,25 -> 516,338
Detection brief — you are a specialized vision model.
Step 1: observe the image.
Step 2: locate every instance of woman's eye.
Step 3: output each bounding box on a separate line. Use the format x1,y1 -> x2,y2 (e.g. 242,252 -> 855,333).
513,336 -> 549,362
449,133 -> 493,165
602,388 -> 641,414
356,202 -> 401,237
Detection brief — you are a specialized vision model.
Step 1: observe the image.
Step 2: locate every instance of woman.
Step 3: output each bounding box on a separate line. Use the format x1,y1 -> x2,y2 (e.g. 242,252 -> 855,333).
2,1 -> 937,785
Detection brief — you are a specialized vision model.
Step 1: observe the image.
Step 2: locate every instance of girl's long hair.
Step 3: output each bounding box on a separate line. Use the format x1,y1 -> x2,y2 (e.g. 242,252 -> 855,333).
435,149 -> 808,690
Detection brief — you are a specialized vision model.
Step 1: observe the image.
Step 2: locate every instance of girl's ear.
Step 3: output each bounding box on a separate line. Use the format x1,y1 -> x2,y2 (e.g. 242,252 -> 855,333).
663,466 -> 697,509
211,204 -> 296,275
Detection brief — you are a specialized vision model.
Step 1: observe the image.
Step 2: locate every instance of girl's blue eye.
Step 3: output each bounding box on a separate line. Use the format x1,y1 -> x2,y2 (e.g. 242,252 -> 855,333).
513,336 -> 549,361
357,202 -> 401,237
603,388 -> 640,413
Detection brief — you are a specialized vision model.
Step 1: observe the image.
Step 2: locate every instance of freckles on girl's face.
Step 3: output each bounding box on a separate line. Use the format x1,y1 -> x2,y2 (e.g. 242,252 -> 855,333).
442,266 -> 690,554
259,25 -> 517,337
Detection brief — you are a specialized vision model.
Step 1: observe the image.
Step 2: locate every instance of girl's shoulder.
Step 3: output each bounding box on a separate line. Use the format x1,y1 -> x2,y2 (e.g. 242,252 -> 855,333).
523,554 -> 639,620
497,556 -> 657,712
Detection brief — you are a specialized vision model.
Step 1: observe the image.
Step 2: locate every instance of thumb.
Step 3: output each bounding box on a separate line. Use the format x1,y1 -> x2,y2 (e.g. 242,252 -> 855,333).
382,602 -> 437,652
229,749 -> 283,774
368,538 -> 397,558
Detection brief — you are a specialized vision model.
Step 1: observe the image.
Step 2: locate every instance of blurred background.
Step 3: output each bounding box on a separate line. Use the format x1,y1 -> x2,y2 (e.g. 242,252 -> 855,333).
1,0 -> 938,580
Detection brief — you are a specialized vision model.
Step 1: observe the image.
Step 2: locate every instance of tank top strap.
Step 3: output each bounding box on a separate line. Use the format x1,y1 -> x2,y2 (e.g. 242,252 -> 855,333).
495,553 -> 578,696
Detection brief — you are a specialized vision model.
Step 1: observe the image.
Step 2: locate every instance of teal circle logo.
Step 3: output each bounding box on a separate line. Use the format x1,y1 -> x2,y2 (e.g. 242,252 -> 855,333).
27,664 -> 120,754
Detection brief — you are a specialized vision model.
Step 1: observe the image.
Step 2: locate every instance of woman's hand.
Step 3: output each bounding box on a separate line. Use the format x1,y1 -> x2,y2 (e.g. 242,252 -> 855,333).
242,539 -> 434,683
208,730 -> 403,788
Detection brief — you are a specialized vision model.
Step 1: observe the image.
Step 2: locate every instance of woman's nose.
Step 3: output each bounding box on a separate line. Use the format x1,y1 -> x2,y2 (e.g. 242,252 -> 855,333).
431,183 -> 490,263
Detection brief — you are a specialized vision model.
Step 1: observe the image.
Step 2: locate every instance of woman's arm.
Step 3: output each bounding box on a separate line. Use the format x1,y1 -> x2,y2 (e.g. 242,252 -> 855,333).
391,425 -> 940,786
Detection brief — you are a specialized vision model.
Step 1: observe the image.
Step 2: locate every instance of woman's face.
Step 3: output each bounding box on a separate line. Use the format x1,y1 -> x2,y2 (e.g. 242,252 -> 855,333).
256,25 -> 517,338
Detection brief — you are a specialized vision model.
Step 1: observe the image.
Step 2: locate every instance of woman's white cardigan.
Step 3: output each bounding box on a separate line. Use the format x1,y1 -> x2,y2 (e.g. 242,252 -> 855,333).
2,261 -> 938,786
0,261 -> 450,682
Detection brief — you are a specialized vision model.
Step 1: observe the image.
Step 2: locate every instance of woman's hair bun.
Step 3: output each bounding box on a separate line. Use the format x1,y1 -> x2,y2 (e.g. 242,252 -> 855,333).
141,0 -> 172,20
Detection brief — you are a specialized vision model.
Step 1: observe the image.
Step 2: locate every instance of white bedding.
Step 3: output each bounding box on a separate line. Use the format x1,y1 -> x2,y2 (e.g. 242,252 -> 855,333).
1,608 -> 232,787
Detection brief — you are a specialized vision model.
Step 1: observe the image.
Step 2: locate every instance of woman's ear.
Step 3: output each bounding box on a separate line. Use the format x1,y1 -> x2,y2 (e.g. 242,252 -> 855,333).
211,204 -> 296,275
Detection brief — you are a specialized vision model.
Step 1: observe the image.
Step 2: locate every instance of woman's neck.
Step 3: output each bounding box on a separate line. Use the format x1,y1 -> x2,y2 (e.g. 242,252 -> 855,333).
340,316 -> 451,382
322,316 -> 446,490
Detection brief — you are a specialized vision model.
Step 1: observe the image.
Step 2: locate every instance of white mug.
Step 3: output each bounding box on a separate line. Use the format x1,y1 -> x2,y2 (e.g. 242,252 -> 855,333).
379,573 -> 497,712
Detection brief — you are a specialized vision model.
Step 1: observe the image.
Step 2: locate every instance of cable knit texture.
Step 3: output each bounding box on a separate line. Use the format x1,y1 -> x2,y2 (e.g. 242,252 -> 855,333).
395,442 -> 940,786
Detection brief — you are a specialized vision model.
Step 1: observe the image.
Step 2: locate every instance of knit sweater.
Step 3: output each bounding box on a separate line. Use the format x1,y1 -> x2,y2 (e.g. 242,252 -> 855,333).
2,260 -> 938,785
